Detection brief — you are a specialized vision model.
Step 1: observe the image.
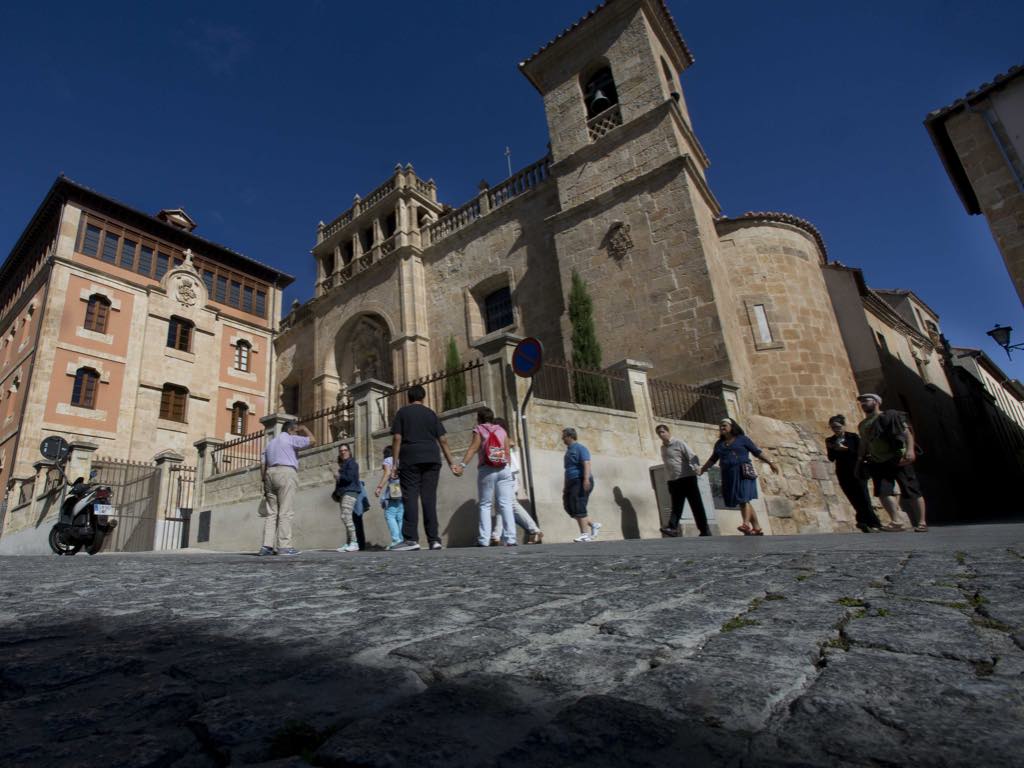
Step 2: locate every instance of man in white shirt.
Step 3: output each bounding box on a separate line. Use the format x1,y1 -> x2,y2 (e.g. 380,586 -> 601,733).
656,424 -> 710,537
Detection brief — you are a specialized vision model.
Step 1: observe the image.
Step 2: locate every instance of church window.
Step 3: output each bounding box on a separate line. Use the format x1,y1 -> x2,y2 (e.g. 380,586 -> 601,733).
875,331 -> 889,354
230,401 -> 249,436
160,384 -> 188,422
484,286 -> 514,334
752,305 -> 773,344
167,316 -> 193,352
83,294 -> 111,334
234,340 -> 251,372
71,367 -> 99,409
661,58 -> 679,100
582,66 -> 619,119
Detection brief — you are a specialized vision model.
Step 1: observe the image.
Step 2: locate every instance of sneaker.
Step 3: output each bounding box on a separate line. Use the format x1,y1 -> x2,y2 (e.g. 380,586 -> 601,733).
660,526 -> 680,537
589,521 -> 603,539
573,533 -> 593,542
489,538 -> 501,546
503,541 -> 518,547
278,547 -> 300,556
256,545 -> 275,557
336,542 -> 359,553
429,541 -> 443,550
386,541 -> 403,550
391,540 -> 421,551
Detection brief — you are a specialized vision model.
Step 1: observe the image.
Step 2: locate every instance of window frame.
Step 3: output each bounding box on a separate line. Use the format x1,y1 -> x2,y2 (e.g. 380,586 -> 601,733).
159,384 -> 189,423
71,367 -> 100,409
230,401 -> 249,436
234,340 -> 252,372
483,286 -> 514,334
167,316 -> 194,353
83,294 -> 112,334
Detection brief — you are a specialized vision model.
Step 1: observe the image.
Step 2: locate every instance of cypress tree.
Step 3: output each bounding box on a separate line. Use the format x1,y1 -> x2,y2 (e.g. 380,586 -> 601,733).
443,336 -> 466,411
568,269 -> 611,407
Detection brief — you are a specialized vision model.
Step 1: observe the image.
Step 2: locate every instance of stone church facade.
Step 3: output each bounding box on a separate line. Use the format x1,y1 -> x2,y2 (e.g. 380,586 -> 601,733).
276,0 -> 858,433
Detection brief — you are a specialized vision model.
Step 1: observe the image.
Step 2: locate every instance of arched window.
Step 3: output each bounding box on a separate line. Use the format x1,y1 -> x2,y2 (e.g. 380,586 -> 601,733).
661,57 -> 679,101
167,316 -> 193,352
71,367 -> 100,409
230,401 -> 249,436
234,340 -> 251,372
83,294 -> 111,334
159,384 -> 188,422
484,286 -> 514,333
581,66 -> 619,119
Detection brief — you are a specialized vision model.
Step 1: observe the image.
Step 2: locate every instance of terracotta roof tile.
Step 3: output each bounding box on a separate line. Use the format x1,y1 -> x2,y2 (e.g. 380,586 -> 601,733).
716,210 -> 828,261
924,63 -> 1024,124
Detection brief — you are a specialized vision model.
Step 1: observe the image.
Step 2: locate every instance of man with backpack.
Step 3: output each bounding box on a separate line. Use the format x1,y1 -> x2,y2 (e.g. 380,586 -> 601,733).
457,407 -> 517,546
855,393 -> 928,532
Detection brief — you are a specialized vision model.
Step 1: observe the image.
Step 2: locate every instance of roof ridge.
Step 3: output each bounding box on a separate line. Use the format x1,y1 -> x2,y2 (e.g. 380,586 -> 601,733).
716,210 -> 828,261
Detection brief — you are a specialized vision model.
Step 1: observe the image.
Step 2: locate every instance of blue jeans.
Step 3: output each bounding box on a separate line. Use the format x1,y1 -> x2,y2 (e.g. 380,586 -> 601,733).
477,465 -> 516,545
384,500 -> 404,544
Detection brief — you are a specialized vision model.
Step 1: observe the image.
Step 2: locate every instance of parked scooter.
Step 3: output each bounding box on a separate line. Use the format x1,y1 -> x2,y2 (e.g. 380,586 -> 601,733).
41,436 -> 117,556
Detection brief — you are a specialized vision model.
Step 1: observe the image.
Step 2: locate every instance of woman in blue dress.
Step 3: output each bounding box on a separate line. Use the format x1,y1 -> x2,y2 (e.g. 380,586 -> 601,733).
699,418 -> 778,535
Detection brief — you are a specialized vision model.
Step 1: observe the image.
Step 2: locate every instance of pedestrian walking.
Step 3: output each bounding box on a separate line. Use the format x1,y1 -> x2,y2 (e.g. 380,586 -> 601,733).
699,418 -> 777,536
258,421 -> 316,556
457,407 -> 517,547
389,384 -> 460,551
855,394 -> 928,531
374,446 -> 405,550
825,415 -> 900,533
562,427 -> 602,542
489,417 -> 543,545
333,443 -> 361,552
655,424 -> 711,537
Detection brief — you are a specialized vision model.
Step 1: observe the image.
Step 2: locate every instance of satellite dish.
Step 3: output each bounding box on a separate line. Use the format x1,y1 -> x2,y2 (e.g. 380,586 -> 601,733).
40,436 -> 70,463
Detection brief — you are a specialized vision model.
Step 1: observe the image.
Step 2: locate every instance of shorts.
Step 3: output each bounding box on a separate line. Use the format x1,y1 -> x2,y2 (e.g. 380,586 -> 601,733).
563,476 -> 594,518
866,460 -> 922,500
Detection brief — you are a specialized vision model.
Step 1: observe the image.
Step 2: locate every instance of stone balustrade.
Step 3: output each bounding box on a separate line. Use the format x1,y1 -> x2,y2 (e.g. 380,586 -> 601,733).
318,165 -> 437,244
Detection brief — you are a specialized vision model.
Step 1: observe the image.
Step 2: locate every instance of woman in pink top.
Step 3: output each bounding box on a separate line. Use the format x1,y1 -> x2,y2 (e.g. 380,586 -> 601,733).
457,407 -> 517,546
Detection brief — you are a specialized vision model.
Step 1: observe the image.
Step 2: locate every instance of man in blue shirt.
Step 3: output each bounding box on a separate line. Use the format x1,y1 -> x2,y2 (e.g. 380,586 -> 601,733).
562,427 -> 602,542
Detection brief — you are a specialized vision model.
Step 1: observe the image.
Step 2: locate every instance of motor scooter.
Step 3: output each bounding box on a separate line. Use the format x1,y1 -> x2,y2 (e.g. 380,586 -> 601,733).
39,435 -> 117,556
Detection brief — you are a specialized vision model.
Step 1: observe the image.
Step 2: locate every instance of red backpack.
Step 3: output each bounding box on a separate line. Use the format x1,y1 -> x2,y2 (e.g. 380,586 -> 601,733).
483,425 -> 507,468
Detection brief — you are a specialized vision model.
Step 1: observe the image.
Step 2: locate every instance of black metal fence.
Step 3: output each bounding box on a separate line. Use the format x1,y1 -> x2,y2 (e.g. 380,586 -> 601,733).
297,400 -> 355,446
533,360 -> 635,412
92,458 -> 161,552
211,431 -> 266,475
159,464 -> 195,550
648,378 -> 726,425
378,359 -> 485,424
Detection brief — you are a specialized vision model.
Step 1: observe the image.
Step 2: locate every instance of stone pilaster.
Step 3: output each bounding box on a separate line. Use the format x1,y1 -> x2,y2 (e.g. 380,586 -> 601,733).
703,379 -> 741,420
260,413 -> 297,438
608,359 -> 656,454
348,378 -> 393,470
471,332 -> 526,423
193,438 -> 224,511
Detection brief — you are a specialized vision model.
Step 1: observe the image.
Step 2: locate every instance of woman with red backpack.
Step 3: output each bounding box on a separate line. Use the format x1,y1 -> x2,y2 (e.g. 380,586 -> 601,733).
457,407 -> 517,546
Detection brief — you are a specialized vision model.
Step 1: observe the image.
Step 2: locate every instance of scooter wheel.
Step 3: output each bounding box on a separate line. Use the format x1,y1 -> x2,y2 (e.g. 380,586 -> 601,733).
86,531 -> 106,556
48,525 -> 81,556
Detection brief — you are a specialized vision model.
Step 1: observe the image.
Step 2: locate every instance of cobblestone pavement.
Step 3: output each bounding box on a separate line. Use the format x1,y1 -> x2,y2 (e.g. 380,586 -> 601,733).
1,526 -> 1023,767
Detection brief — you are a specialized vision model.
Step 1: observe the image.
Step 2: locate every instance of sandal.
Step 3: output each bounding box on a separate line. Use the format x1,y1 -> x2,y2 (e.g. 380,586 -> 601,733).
737,523 -> 752,535
751,528 -> 764,536
913,524 -> 928,533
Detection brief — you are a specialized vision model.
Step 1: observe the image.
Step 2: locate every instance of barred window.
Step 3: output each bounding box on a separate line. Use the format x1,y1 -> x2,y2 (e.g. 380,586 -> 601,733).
230,401 -> 248,436
71,367 -> 100,409
159,384 -> 188,422
484,286 -> 514,334
167,316 -> 193,352
83,294 -> 111,334
234,340 -> 251,372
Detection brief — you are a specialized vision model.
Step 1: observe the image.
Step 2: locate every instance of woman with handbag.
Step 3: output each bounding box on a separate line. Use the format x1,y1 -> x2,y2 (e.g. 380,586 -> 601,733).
699,418 -> 777,535
333,443 -> 361,552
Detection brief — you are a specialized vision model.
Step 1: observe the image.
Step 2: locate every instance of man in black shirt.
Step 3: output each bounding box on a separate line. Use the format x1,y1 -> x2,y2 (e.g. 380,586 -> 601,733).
389,385 -> 460,550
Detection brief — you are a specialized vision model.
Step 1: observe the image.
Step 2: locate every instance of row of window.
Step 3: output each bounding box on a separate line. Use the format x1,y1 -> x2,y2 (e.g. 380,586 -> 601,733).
70,369 -> 251,434
76,215 -> 269,319
80,294 -> 253,371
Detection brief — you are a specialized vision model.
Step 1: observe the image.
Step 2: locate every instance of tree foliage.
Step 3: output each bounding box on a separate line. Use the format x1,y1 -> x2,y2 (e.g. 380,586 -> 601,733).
568,269 -> 611,407
443,336 -> 466,411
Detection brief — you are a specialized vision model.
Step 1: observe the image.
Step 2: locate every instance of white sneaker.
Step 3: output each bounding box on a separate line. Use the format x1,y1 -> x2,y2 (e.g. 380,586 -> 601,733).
589,521 -> 603,539
573,533 -> 593,542
336,542 -> 359,553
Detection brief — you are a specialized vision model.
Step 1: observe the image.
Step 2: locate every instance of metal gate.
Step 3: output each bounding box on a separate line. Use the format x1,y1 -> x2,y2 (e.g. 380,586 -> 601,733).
159,465 -> 195,550
92,459 -> 160,552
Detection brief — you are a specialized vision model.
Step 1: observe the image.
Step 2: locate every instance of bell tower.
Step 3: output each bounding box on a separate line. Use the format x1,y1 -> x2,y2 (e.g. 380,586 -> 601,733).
517,0 -> 740,386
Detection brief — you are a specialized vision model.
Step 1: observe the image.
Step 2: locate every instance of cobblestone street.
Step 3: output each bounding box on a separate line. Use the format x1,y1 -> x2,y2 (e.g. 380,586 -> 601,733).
1,526 -> 1023,767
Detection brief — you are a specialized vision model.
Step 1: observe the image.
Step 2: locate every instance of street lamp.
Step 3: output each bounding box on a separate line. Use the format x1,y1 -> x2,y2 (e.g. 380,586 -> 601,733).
986,324 -> 1024,359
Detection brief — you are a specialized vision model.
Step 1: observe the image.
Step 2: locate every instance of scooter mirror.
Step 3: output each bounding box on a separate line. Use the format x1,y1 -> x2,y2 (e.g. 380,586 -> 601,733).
89,469 -> 98,480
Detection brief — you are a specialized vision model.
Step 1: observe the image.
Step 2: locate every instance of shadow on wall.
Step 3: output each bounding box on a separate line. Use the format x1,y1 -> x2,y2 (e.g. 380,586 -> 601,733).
613,486 -> 640,539
443,500 -> 480,547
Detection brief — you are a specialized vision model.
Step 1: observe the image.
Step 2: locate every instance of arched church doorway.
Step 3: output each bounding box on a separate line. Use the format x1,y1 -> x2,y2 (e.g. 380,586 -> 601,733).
335,313 -> 394,389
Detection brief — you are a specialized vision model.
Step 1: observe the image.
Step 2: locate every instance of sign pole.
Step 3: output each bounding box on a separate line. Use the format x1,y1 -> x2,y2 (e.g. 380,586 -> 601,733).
510,337 -> 544,527
520,379 -> 539,525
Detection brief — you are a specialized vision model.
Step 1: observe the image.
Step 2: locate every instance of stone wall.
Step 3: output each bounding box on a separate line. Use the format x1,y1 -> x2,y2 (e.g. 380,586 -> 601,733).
943,79 -> 1024,306
716,220 -> 860,428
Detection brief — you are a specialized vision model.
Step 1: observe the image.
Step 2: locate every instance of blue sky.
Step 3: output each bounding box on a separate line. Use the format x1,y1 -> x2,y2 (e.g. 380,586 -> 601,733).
2,1 -> 1023,375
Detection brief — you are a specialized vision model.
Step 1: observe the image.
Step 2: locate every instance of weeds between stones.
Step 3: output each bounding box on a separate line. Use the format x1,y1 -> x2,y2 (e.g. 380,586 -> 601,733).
837,597 -> 866,607
721,616 -> 759,632
875,607 -> 891,617
972,615 -> 1014,633
796,572 -> 812,582
823,635 -> 850,651
969,593 -> 988,609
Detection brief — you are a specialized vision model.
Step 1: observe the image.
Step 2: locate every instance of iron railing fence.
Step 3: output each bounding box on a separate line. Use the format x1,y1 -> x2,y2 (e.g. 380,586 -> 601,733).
159,464 -> 196,550
92,458 -> 161,552
648,378 -> 726,425
377,359 -> 485,425
211,431 -> 266,475
532,360 -> 635,412
297,399 -> 355,446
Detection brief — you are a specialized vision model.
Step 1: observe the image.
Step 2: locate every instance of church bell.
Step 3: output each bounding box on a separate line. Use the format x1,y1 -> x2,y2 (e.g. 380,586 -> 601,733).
590,88 -> 611,113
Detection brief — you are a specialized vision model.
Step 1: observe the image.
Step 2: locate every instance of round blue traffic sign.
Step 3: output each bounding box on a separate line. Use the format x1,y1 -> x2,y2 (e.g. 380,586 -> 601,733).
512,337 -> 544,378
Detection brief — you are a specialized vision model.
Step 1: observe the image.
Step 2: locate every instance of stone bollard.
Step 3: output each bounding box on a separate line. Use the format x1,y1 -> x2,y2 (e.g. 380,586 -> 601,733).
153,450 -> 185,550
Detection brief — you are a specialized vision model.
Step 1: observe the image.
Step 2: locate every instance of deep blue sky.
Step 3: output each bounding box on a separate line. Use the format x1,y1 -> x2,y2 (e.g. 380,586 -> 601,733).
2,1 -> 1023,375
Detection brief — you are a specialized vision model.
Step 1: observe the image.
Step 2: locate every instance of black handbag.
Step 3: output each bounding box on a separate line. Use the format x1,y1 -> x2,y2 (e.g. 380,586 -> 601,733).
741,462 -> 757,480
